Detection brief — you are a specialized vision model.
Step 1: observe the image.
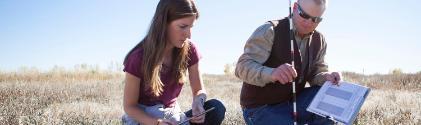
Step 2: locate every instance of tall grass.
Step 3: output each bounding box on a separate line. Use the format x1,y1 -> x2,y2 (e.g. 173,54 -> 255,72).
342,72 -> 421,91
0,67 -> 420,124
0,67 -> 124,124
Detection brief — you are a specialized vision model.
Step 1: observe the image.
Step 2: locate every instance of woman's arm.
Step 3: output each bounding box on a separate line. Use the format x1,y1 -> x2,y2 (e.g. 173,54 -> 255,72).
188,63 -> 207,123
123,72 -> 159,125
188,63 -> 206,97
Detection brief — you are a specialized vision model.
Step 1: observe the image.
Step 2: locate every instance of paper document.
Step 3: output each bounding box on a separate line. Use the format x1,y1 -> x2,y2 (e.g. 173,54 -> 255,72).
307,81 -> 370,125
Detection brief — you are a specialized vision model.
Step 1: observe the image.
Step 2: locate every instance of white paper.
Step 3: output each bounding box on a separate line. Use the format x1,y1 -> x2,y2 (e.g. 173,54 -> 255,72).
307,81 -> 370,125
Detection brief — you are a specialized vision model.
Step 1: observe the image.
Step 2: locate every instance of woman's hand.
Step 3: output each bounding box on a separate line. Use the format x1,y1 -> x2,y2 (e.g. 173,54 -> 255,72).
190,93 -> 206,123
156,118 -> 177,125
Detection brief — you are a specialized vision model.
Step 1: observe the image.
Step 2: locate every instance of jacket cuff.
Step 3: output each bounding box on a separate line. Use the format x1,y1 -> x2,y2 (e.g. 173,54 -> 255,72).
261,67 -> 274,86
311,72 -> 329,86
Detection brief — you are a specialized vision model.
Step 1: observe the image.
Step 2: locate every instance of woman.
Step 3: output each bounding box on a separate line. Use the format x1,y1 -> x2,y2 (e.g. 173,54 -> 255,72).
122,0 -> 225,125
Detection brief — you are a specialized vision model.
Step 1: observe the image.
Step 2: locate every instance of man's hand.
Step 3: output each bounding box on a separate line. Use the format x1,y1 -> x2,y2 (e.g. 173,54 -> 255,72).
325,72 -> 342,85
271,63 -> 298,84
191,93 -> 206,123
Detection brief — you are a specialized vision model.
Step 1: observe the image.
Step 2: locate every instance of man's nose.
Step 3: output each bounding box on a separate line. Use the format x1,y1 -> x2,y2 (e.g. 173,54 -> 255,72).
303,18 -> 314,25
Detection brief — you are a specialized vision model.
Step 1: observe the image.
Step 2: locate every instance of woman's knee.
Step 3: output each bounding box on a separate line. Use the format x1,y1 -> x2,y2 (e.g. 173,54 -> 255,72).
205,99 -> 226,113
204,99 -> 226,122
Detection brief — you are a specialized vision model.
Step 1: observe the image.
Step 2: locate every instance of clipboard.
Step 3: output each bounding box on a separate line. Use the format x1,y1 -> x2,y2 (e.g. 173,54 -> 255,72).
306,81 -> 370,125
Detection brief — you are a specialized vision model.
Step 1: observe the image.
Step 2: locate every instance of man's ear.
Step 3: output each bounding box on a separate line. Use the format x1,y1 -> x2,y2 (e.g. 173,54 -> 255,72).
293,2 -> 298,10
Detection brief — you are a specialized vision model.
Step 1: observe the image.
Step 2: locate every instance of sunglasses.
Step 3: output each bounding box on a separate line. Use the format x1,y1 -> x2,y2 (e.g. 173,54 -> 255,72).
297,4 -> 323,23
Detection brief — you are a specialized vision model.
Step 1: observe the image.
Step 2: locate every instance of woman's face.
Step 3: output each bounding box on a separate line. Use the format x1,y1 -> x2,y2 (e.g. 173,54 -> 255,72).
167,15 -> 197,48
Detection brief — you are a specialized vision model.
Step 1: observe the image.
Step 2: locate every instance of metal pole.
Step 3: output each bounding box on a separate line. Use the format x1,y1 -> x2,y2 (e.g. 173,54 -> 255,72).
288,0 -> 298,125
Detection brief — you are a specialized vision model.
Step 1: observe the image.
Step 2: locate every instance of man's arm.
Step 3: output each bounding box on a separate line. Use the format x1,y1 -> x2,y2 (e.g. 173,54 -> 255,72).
235,23 -> 275,87
309,34 -> 329,86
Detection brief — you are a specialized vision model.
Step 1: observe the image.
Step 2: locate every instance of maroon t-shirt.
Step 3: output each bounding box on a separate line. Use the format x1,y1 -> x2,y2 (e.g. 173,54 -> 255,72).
123,42 -> 201,108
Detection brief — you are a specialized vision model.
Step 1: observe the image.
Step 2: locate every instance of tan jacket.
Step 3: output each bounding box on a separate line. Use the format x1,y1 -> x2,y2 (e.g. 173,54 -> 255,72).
235,22 -> 329,87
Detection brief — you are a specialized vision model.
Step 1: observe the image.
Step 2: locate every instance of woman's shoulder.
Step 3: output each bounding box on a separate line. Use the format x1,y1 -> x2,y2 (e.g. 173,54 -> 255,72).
188,41 -> 200,54
127,47 -> 144,61
123,47 -> 144,77
187,41 -> 202,67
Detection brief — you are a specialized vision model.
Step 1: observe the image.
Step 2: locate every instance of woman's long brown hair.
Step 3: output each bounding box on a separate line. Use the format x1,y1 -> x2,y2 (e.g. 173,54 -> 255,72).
124,0 -> 199,96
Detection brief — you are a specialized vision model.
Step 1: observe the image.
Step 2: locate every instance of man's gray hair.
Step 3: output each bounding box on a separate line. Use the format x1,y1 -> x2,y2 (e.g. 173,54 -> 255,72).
298,0 -> 328,8
313,0 -> 327,6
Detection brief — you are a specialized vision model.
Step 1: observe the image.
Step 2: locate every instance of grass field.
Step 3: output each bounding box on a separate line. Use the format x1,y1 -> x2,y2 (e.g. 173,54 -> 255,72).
1,68 -> 420,125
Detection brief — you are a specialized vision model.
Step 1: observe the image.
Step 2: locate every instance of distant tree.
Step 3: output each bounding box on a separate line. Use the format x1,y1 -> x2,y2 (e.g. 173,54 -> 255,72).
391,68 -> 403,75
224,63 -> 235,76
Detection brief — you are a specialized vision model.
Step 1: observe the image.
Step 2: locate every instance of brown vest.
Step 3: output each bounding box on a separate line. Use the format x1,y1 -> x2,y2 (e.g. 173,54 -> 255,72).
240,18 -> 323,109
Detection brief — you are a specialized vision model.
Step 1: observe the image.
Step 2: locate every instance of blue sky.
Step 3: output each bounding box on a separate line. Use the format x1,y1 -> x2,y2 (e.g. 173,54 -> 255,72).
1,0 -> 420,74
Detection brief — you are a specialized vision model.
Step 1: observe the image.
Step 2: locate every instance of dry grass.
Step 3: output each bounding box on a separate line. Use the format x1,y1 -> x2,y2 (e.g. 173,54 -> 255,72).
342,72 -> 421,91
0,67 -> 124,124
178,74 -> 244,125
356,90 -> 421,125
1,68 -> 420,125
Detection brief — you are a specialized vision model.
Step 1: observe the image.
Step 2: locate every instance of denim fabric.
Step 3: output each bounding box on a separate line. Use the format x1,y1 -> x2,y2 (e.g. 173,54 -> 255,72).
242,86 -> 334,125
122,99 -> 226,125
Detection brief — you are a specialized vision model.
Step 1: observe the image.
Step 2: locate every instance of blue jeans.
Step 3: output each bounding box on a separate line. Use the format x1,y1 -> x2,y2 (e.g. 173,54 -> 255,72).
122,99 -> 226,125
242,86 -> 333,125
185,99 -> 226,125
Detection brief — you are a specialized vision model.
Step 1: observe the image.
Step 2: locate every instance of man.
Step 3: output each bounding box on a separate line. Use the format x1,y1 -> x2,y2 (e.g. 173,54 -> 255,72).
235,0 -> 341,124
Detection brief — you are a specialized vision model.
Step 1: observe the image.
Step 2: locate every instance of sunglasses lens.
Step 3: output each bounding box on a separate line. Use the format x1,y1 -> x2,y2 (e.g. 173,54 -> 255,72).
298,4 -> 322,23
301,13 -> 310,19
312,18 -> 322,23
